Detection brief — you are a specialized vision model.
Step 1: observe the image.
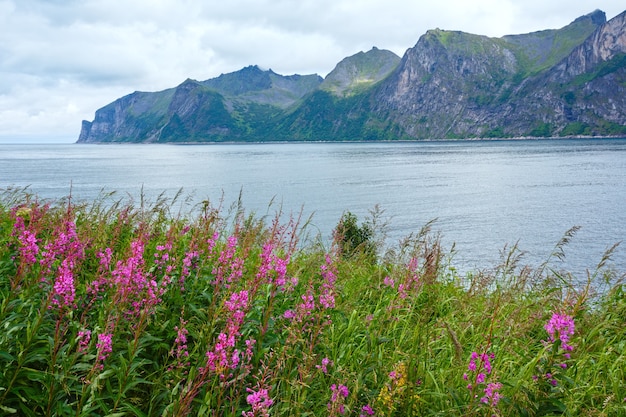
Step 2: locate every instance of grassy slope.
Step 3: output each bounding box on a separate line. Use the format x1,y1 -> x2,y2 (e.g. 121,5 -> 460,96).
0,189 -> 624,416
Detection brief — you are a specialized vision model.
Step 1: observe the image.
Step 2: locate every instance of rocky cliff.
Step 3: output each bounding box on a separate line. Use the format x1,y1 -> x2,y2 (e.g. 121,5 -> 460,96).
78,9 -> 626,143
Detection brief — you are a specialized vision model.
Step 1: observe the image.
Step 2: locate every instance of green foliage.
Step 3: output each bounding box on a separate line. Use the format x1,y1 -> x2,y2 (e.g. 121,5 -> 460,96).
334,212 -> 377,261
0,188 -> 625,416
529,122 -> 553,138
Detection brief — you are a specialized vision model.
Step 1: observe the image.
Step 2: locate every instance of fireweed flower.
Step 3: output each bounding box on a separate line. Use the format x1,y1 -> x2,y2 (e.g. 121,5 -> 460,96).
242,387 -> 273,417
319,254 -> 338,309
545,312 -> 575,351
180,249 -> 200,289
257,241 -> 291,290
465,351 -> 496,391
96,333 -> 113,367
77,330 -> 91,354
212,235 -> 244,286
109,238 -> 161,317
284,289 -> 316,323
481,382 -> 503,406
169,316 -> 190,371
51,258 -> 76,308
328,384 -> 350,415
383,276 -> 395,288
87,248 -> 114,296
316,357 -> 333,374
360,404 -> 375,416
12,215 -> 39,265
205,290 -> 250,377
40,219 -> 84,277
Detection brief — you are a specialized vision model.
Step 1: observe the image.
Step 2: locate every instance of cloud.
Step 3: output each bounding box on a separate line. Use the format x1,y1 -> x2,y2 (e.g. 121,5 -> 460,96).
0,0 -> 624,142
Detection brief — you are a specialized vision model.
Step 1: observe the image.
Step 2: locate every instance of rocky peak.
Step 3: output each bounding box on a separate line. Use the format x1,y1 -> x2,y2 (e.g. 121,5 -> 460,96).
551,10 -> 626,79
320,47 -> 400,96
574,9 -> 607,26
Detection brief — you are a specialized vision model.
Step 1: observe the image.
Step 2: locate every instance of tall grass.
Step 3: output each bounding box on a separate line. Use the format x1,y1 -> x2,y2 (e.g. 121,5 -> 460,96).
0,188 -> 624,416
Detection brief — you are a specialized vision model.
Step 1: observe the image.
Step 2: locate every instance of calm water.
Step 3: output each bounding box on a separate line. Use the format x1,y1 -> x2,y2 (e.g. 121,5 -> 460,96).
1,139 -> 625,276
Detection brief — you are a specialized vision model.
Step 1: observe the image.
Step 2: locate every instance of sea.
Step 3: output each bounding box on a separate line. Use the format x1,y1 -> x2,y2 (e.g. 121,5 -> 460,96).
1,138 -> 625,280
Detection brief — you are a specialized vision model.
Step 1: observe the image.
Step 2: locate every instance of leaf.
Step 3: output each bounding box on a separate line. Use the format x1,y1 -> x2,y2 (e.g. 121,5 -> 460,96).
0,350 -> 16,362
0,405 -> 17,414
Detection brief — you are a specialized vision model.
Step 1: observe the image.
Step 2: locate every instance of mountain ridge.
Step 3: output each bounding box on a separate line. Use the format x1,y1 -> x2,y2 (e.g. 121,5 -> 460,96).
78,9 -> 626,143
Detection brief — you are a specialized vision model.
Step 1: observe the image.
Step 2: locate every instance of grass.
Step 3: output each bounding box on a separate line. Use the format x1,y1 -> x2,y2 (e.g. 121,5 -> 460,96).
0,187 -> 624,416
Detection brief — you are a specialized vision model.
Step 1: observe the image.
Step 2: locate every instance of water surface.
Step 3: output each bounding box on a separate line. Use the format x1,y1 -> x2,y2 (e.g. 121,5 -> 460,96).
1,139 -> 625,276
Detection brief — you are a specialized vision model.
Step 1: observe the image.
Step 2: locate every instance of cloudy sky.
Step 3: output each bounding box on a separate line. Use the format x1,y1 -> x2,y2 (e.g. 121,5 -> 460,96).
1,0 -> 624,143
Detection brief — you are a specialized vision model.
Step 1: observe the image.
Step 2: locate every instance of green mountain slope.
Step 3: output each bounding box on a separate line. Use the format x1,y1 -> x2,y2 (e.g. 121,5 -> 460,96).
78,9 -> 626,143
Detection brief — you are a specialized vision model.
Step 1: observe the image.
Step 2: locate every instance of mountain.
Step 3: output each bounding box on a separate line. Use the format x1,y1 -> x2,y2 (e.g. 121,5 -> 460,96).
78,9 -> 626,143
78,66 -> 322,143
320,47 -> 401,97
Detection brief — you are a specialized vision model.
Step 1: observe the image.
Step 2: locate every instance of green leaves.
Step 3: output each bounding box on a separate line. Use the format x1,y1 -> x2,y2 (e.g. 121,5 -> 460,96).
0,192 -> 625,416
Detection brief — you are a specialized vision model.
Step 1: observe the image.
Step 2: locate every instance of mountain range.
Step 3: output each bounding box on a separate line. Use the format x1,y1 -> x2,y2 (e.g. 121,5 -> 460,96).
77,9 -> 626,143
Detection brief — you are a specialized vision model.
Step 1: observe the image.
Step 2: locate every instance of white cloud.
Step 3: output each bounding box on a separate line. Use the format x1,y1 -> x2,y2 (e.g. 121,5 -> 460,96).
0,0 -> 624,142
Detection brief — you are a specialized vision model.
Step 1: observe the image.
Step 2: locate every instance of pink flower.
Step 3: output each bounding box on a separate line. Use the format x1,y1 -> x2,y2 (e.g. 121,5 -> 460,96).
77,330 -> 91,354
243,387 -> 273,417
257,241 -> 291,289
383,276 -> 395,288
360,404 -> 375,416
328,384 -> 350,415
331,384 -> 349,400
13,216 -> 39,265
480,382 -> 503,406
52,259 -> 76,308
545,312 -> 575,351
319,255 -> 337,309
96,333 -> 113,364
316,357 -> 333,374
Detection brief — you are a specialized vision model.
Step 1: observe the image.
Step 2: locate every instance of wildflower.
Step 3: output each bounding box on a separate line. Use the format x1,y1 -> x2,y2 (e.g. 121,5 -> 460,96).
77,330 -> 91,354
224,290 -> 249,331
316,357 -> 333,374
545,312 -> 575,351
383,276 -> 395,288
467,351 -> 493,376
242,387 -> 273,417
40,218 -> 84,276
212,235 -> 244,286
181,249 -> 200,287
257,241 -> 291,289
480,382 -> 503,406
331,384 -> 349,399
169,317 -> 189,370
98,247 -> 113,271
244,339 -> 256,361
465,350 -> 502,408
377,362 -> 409,412
328,384 -> 350,415
51,259 -> 76,308
13,215 -> 39,265
96,333 -> 113,366
360,404 -> 375,416
319,254 -> 337,309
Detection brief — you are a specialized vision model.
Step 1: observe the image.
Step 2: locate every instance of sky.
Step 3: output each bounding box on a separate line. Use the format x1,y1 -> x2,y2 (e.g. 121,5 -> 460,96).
1,0 -> 624,143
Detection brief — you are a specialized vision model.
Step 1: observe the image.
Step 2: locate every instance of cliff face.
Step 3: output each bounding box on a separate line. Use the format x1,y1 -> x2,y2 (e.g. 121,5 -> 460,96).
372,29 -> 520,138
78,9 -> 626,143
369,9 -> 625,139
78,67 -> 322,143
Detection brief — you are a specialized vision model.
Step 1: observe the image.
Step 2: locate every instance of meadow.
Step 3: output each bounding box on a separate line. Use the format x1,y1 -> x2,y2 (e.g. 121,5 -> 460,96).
0,188 -> 624,416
